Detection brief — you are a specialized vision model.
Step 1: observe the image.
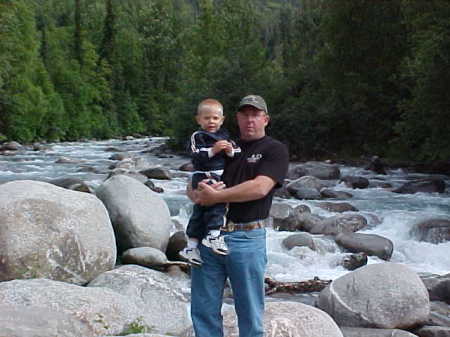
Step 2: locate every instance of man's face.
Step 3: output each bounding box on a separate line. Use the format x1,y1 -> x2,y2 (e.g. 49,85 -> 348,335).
236,106 -> 269,140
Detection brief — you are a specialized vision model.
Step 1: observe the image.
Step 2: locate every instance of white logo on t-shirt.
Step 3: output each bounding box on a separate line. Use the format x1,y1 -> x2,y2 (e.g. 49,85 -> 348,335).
247,154 -> 262,163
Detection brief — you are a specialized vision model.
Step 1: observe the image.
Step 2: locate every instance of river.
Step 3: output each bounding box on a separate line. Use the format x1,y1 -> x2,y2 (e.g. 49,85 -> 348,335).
1,136 -> 449,282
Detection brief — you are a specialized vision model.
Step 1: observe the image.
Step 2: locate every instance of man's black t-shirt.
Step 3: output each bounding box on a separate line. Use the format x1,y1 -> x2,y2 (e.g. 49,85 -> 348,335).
222,136 -> 289,223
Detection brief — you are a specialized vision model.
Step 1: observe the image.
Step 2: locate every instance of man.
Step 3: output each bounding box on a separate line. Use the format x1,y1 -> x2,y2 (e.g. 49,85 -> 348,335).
188,95 -> 289,337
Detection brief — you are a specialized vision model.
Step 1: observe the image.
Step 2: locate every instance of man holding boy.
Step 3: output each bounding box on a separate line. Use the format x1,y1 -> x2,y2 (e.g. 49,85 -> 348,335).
189,95 -> 289,337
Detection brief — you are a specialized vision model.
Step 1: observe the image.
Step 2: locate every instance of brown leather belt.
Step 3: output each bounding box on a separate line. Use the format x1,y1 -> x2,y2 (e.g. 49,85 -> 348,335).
221,219 -> 266,232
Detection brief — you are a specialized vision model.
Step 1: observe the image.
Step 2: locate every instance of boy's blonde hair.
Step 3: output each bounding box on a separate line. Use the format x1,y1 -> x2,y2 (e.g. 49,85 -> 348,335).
197,98 -> 223,115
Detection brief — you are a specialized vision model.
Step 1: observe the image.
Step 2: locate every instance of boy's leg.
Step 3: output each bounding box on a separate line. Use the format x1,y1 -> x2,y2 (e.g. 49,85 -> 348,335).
191,244 -> 227,337
202,203 -> 228,255
225,229 -> 267,337
182,204 -> 205,266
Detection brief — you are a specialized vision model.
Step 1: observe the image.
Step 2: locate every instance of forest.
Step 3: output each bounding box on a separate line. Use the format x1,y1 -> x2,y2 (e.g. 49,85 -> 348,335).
0,0 -> 449,161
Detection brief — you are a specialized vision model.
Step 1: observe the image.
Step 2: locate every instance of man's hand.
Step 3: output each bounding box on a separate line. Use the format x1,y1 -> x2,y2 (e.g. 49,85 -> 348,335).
196,180 -> 225,206
212,140 -> 232,155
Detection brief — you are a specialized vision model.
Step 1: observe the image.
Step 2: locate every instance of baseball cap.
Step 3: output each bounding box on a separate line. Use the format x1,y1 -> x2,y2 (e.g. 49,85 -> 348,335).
238,95 -> 268,114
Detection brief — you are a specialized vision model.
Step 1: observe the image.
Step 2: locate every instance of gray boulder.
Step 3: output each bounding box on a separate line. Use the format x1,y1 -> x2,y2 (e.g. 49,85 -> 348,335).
0,180 -> 116,284
48,177 -> 94,193
321,188 -> 353,199
340,176 -> 370,189
335,232 -> 394,260
339,253 -> 368,271
88,265 -> 191,336
0,304 -> 94,337
392,178 -> 446,194
287,175 -> 329,191
96,175 -> 171,253
422,273 -> 450,304
311,214 -> 368,235
223,301 -> 343,337
318,263 -> 430,329
409,218 -> 450,244
414,325 -> 450,337
341,327 -> 417,337
165,231 -> 188,260
282,232 -> 316,251
1,141 -> 22,151
288,162 -> 341,180
140,167 -> 171,180
316,201 -> 359,213
0,278 -> 146,336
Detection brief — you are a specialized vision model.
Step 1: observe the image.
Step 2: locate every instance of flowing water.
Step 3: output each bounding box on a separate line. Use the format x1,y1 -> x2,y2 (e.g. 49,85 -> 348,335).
1,137 -> 449,282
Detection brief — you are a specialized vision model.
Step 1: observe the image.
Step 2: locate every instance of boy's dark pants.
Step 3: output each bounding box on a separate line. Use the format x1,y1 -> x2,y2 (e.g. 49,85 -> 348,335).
187,172 -> 226,239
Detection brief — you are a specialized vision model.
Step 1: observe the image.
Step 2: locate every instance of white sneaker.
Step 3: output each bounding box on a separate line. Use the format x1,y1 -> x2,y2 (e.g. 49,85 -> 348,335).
179,247 -> 203,267
202,234 -> 229,255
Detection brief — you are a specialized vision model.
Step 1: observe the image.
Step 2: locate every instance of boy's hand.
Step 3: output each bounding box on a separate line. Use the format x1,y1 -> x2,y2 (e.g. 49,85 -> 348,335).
212,140 -> 231,155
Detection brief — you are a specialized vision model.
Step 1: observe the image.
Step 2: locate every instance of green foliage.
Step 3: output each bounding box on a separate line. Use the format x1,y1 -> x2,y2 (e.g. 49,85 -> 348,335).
0,0 -> 449,162
120,317 -> 153,335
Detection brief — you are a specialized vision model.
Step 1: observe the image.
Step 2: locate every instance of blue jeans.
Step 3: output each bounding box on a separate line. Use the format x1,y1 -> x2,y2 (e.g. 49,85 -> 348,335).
191,228 -> 267,337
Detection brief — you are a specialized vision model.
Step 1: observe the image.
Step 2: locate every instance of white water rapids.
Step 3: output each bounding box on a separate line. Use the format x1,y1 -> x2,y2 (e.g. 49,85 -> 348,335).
1,137 -> 449,282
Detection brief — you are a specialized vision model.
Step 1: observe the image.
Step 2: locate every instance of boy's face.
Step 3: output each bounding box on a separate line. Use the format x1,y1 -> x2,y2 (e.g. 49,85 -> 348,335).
196,106 -> 225,133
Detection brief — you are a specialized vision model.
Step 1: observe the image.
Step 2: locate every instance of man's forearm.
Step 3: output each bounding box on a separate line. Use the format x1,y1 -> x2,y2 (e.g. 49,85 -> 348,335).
209,176 -> 275,204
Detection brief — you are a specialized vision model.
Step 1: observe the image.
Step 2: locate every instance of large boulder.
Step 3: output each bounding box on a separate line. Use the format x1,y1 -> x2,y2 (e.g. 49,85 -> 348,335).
223,301 -> 343,337
288,162 -> 341,180
282,232 -> 316,251
311,214 -> 368,235
392,178 -> 446,194
0,278 -> 146,336
0,304 -> 95,337
409,218 -> 450,244
414,325 -> 450,337
96,175 -> 172,253
318,263 -> 430,329
421,273 -> 450,304
0,180 -> 116,284
335,232 -> 394,261
321,188 -> 353,199
88,265 -> 191,336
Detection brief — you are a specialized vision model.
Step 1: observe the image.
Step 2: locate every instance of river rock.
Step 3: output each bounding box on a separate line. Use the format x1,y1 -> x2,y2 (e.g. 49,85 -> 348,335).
428,301 -> 450,327
311,214 -> 368,235
321,188 -> 353,199
414,325 -> 450,337
109,153 -> 131,161
0,278 -> 146,336
0,180 -> 116,284
48,177 -> 94,193
223,301 -> 343,337
166,231 -> 188,260
121,247 -> 186,271
2,141 -> 22,151
108,168 -> 148,184
422,273 -> 450,304
287,175 -> 329,191
341,327 -> 417,337
392,178 -> 446,194
96,175 -> 172,253
0,304 -> 95,337
55,156 -> 85,164
340,176 -> 370,189
316,201 -> 359,213
287,161 -> 341,180
282,232 -> 316,250
140,167 -> 171,180
364,156 -> 387,175
318,263 -> 430,329
409,218 -> 450,244
88,265 -> 191,336
335,232 -> 394,260
179,162 -> 194,171
340,253 -> 368,271
276,205 -> 316,232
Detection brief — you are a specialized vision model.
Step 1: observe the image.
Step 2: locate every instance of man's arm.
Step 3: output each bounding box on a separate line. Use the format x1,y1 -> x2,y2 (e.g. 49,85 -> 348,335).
194,175 -> 275,206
